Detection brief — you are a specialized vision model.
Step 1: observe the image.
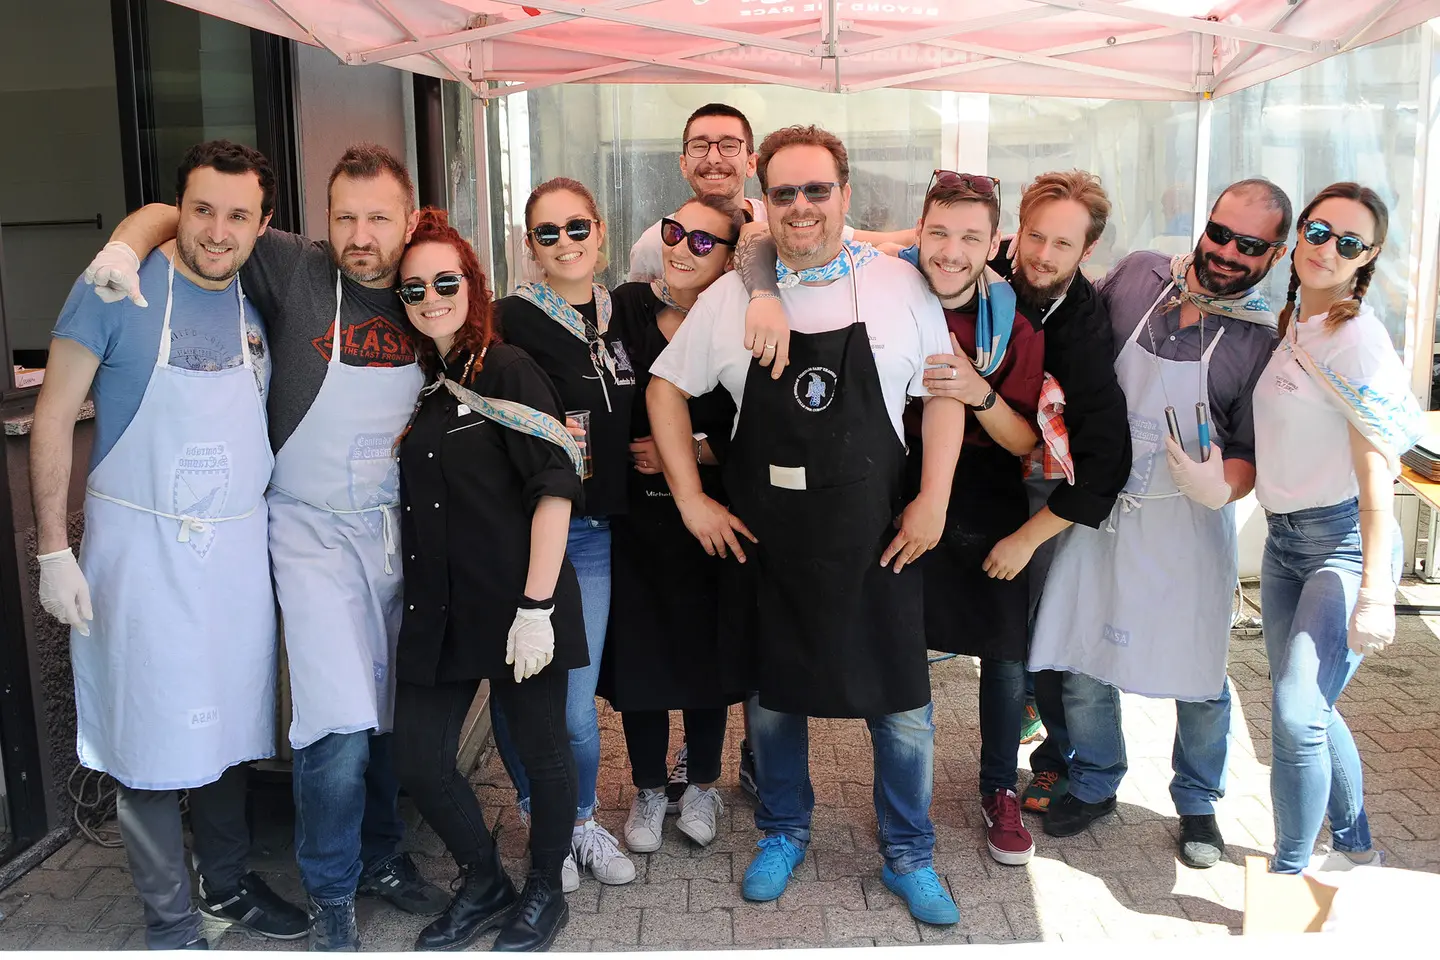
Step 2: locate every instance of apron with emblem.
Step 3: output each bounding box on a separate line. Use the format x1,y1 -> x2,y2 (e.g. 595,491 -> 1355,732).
720,264 -> 929,718
267,274 -> 424,749
1028,283 -> 1237,701
75,255 -> 275,789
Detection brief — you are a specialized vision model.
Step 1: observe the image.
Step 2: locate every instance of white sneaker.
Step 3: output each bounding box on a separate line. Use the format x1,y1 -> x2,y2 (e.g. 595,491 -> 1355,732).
676,784 -> 724,847
561,852 -> 580,893
624,789 -> 667,853
1306,845 -> 1385,873
572,819 -> 637,885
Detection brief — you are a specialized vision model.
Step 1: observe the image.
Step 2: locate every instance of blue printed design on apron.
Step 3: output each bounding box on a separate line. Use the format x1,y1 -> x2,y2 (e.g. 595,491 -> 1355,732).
171,441 -> 232,559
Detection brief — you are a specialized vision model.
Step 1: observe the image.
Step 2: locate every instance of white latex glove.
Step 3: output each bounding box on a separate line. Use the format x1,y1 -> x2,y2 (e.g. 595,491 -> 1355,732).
1348,586 -> 1396,656
505,606 -> 555,682
83,241 -> 147,307
1164,436 -> 1231,510
38,549 -> 93,636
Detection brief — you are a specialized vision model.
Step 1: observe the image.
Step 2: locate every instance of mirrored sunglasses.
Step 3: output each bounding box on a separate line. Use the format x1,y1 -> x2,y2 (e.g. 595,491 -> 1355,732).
660,218 -> 735,257
530,218 -> 595,246
397,272 -> 464,305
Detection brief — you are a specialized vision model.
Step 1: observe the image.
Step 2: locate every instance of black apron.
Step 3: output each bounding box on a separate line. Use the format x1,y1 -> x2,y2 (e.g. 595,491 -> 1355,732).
720,299 -> 930,719
905,439 -> 1030,660
601,298 -> 744,712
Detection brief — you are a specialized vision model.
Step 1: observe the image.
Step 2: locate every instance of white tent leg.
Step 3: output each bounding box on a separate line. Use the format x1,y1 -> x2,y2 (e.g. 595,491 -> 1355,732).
1190,94 -> 1213,248
1405,22 -> 1440,405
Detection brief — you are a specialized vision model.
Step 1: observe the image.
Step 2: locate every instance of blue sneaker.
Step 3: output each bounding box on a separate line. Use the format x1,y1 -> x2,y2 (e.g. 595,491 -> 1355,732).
882,864 -> 959,926
742,834 -> 805,902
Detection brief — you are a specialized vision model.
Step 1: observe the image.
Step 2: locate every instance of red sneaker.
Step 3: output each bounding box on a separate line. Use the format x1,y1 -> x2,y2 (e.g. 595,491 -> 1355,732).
982,789 -> 1035,866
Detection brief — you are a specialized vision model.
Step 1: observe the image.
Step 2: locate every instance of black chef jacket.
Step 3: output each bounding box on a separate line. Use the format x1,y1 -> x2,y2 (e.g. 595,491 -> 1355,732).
497,292 -> 638,519
991,239 -> 1131,528
396,343 -> 587,685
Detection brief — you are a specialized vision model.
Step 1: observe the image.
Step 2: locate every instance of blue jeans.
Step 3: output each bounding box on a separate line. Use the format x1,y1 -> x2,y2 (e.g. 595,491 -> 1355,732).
493,516 -> 609,821
1055,671 -> 1232,811
748,699 -> 935,874
978,659 -> 1025,795
293,730 -> 406,903
1262,499 -> 1400,874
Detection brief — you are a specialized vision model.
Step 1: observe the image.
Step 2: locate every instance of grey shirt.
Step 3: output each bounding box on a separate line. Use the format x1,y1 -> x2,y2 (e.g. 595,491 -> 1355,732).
239,229 -> 416,451
1096,251 -> 1277,464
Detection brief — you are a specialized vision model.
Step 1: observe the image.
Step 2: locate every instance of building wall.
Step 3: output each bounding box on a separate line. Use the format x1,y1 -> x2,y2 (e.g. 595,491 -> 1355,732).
293,45 -> 417,240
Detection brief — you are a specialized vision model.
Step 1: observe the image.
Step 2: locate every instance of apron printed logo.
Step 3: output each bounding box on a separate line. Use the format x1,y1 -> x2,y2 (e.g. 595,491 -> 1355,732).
794,366 -> 839,412
372,660 -> 387,684
189,706 -> 220,729
172,441 -> 231,559
1125,412 -> 1161,493
1101,624 -> 1130,647
1275,373 -> 1298,394
312,315 -> 417,366
349,433 -> 401,529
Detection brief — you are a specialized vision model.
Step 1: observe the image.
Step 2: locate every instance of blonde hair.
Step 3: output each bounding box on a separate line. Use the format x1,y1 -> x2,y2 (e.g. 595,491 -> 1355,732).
1018,170 -> 1110,248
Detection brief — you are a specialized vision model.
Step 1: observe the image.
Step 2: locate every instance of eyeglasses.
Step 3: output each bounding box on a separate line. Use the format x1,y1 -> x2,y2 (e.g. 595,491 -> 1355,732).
529,218 -> 596,246
685,136 -> 745,159
661,218 -> 735,257
928,170 -> 1000,201
763,181 -> 841,207
396,272 -> 464,305
1204,220 -> 1285,257
1300,218 -> 1376,260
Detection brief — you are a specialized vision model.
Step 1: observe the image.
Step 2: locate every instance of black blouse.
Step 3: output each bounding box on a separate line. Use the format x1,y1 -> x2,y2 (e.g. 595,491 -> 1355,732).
396,343 -> 587,685
496,293 -> 639,519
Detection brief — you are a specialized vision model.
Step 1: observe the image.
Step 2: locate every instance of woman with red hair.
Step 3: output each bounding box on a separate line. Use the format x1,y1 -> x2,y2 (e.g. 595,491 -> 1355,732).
390,207 -> 585,951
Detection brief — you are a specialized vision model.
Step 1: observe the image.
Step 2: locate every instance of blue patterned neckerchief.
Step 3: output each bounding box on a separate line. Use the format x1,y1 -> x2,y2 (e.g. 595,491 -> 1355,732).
1165,253 -> 1276,328
420,354 -> 584,476
775,239 -> 879,289
1282,306 -> 1424,478
898,245 -> 1016,378
650,279 -> 688,314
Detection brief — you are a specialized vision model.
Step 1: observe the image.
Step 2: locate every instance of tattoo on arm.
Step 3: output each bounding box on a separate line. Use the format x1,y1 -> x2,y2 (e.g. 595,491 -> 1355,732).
736,233 -> 780,296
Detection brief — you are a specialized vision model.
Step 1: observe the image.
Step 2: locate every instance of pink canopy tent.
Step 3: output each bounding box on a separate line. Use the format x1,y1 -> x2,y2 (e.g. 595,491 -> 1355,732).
162,0 -> 1440,100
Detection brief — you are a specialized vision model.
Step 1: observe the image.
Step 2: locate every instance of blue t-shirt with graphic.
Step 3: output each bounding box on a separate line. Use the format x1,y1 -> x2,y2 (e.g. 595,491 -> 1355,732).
52,250 -> 270,470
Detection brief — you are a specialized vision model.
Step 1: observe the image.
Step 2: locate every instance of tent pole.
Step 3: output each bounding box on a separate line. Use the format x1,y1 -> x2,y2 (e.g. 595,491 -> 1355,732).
1190,95 -> 1213,249
472,93 -> 496,284
1405,22 -> 1439,406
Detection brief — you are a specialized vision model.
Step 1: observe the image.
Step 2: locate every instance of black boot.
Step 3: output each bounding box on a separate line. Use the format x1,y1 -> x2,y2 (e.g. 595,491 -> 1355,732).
308,897 -> 360,952
491,874 -> 567,952
416,852 -> 520,951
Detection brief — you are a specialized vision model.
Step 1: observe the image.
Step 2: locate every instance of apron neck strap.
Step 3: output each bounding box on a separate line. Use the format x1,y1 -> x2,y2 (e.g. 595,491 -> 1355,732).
329,272 -> 344,368
157,252 -> 248,370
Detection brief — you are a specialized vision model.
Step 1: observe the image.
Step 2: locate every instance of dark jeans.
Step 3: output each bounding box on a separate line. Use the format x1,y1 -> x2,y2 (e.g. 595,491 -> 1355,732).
393,671 -> 575,884
621,708 -> 727,789
116,763 -> 251,949
978,659 -> 1025,794
1028,669 -> 1071,776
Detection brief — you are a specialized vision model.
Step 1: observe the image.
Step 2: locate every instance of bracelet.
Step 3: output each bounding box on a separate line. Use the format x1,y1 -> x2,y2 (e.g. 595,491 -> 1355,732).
750,291 -> 782,303
516,595 -> 555,611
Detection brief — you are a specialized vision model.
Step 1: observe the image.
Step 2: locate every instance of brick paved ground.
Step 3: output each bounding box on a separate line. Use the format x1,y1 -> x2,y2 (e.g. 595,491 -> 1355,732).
2,585 -> 1438,950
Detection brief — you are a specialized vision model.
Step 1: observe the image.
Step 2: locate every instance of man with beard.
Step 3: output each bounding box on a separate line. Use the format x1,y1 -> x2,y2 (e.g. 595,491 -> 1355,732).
81,143 -> 448,949
1027,179 -> 1289,867
32,141 -> 308,948
899,173 -> 1046,867
646,125 -> 966,925
627,102 -> 915,284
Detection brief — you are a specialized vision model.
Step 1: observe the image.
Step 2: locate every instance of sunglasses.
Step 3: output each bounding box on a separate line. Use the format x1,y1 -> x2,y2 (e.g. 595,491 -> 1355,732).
529,218 -> 596,246
1204,220 -> 1285,258
685,136 -> 745,159
660,218 -> 735,257
928,170 -> 1000,201
763,181 -> 840,207
1300,218 -> 1375,260
396,272 -> 464,305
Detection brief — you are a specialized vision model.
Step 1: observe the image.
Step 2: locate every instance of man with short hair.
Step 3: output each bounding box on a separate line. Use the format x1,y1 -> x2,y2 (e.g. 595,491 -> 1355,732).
647,125 -> 965,926
33,140 -> 308,949
1028,179 -> 1289,865
82,142 -> 448,950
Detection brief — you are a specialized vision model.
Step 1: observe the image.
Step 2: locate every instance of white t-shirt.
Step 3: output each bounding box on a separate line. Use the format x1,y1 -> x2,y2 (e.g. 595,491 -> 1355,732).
649,253 -> 949,443
1253,303 -> 1401,513
626,198 -> 857,283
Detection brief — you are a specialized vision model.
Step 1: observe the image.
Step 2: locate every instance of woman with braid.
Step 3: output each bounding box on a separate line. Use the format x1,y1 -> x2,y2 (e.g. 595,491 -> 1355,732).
1251,182 -> 1424,874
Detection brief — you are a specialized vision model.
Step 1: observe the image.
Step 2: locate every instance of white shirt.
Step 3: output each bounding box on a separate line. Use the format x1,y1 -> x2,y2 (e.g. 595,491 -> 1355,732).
649,253 -> 949,443
1253,303 -> 1400,513
626,198 -> 856,283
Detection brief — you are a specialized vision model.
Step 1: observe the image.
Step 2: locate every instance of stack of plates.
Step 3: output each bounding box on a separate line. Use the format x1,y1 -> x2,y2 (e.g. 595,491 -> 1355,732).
1401,433 -> 1440,481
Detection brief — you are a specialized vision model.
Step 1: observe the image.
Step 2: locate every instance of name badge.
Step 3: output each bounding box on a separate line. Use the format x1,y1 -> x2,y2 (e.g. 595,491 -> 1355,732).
456,403 -> 472,416
769,464 -> 806,490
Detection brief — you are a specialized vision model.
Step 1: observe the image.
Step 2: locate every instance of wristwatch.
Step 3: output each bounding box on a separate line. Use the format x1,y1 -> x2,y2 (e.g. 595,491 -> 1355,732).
970,388 -> 998,412
692,432 -> 708,464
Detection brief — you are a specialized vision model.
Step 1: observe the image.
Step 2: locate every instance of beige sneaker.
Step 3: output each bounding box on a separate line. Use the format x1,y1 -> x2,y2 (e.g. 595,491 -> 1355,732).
624,789 -> 667,854
561,852 -> 580,893
676,785 -> 724,847
572,820 -> 636,885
